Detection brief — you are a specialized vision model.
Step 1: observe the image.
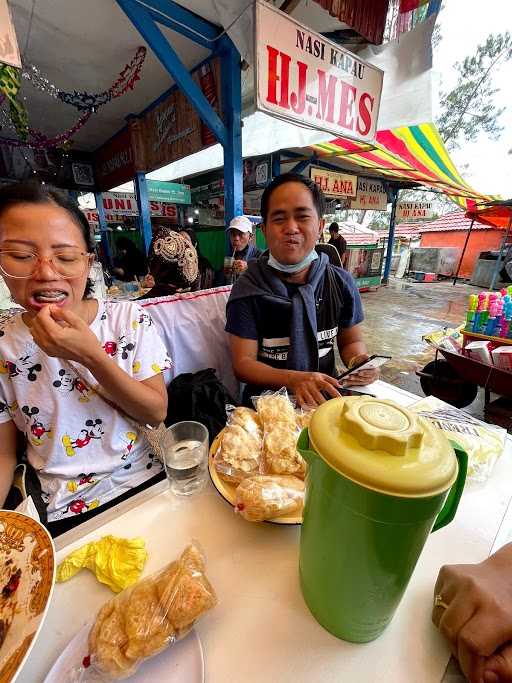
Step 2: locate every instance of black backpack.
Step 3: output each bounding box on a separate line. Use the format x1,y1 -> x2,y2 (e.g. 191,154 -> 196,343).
165,369 -> 239,442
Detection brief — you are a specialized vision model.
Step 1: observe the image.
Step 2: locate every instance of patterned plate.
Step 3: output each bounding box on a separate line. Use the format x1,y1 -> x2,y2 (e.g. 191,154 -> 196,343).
208,430 -> 302,525
0,511 -> 55,683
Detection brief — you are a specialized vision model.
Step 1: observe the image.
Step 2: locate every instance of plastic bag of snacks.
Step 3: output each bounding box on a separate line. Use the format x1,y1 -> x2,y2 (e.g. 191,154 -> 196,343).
465,340 -> 493,365
423,325 -> 464,353
253,388 -> 306,478
72,543 -> 217,681
491,346 -> 512,372
235,475 -> 305,522
214,406 -> 263,484
410,396 -> 506,483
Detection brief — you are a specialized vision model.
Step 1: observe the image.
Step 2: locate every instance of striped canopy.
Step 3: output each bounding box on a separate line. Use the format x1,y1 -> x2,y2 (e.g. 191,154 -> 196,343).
310,122 -> 491,210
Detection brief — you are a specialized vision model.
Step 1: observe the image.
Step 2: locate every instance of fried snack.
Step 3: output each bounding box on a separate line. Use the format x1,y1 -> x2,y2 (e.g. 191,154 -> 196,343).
214,423 -> 262,484
87,543 -> 216,680
296,407 -> 315,430
255,393 -> 296,429
264,424 -> 306,478
235,475 -> 305,522
229,407 -> 262,438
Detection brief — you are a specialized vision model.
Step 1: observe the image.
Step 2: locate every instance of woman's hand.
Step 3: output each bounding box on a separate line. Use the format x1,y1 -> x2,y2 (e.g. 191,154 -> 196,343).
287,371 -> 341,408
432,544 -> 512,683
342,354 -> 380,387
27,305 -> 102,365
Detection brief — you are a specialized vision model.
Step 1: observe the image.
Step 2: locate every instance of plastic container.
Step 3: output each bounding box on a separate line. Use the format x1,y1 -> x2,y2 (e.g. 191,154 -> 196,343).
298,396 -> 467,643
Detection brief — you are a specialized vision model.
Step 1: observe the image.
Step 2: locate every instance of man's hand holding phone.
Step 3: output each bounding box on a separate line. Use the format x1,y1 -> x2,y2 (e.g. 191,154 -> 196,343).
338,354 -> 390,387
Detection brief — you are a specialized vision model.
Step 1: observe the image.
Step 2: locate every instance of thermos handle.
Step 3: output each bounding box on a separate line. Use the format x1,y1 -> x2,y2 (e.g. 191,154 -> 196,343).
431,442 -> 468,533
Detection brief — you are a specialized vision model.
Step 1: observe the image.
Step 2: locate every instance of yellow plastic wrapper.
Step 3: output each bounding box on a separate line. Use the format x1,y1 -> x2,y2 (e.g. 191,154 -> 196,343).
422,325 -> 464,352
56,535 -> 148,593
410,396 -> 507,482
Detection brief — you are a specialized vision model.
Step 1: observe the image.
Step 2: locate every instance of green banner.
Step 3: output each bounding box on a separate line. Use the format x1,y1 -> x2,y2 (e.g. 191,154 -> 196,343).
147,180 -> 191,205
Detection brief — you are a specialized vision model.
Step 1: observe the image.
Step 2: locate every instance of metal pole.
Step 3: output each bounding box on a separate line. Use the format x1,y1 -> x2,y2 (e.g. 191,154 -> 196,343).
219,36 -> 242,253
453,217 -> 475,285
272,152 -> 280,178
490,214 -> 512,290
94,191 -> 111,267
134,171 -> 152,254
382,187 -> 399,285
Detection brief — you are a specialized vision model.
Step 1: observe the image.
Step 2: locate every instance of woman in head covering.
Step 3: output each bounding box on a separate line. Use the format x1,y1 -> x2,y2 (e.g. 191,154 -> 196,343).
179,227 -> 215,290
139,227 -> 199,300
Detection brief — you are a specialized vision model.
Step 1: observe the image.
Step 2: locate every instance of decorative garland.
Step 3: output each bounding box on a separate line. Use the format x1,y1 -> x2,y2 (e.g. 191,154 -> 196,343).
22,46 -> 146,113
0,64 -> 29,140
0,46 -> 147,150
0,111 -> 91,149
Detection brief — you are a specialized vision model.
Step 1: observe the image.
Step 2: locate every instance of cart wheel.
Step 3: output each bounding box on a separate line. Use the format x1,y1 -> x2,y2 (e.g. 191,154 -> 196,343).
419,359 -> 478,408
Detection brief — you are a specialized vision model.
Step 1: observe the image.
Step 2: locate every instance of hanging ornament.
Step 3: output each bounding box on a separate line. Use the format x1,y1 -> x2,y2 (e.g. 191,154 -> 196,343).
0,110 -> 91,149
0,64 -> 28,140
22,46 -> 146,113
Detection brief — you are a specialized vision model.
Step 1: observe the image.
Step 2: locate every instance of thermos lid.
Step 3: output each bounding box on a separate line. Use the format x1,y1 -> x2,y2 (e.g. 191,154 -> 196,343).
308,397 -> 457,497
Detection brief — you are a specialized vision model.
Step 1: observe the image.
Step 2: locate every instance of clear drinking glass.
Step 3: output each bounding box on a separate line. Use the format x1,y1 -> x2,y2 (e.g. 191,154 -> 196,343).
163,421 -> 209,496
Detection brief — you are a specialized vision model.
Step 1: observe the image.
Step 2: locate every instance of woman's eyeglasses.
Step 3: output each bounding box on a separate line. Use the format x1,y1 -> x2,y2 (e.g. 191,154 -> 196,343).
0,249 -> 92,279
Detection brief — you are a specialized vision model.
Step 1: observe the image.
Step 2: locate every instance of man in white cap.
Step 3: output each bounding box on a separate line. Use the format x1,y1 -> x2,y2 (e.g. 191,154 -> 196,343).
222,215 -> 262,285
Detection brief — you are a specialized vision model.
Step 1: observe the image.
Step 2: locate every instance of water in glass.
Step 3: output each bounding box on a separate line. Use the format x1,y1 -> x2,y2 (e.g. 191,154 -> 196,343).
165,438 -> 207,495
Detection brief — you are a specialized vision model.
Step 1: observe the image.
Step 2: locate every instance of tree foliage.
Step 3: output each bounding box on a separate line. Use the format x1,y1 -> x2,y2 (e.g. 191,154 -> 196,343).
436,32 -> 512,150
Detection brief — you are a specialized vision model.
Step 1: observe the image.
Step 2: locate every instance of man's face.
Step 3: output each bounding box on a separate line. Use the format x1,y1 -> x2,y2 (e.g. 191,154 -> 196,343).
262,182 -> 323,265
229,228 -> 250,252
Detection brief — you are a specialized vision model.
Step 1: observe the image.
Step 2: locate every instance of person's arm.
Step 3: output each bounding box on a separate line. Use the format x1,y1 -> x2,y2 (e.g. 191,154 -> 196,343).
229,334 -> 340,407
27,306 -> 167,426
432,543 -> 512,683
0,421 -> 17,506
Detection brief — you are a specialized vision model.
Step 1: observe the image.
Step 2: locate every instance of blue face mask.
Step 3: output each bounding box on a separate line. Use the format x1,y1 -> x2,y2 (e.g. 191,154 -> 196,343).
267,249 -> 318,274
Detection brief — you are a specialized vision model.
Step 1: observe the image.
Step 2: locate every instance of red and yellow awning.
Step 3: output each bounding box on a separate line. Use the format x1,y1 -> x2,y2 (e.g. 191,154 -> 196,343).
310,122 -> 492,210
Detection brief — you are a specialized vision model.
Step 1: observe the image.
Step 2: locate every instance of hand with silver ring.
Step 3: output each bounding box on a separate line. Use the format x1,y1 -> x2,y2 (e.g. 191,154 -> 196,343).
432,543 -> 512,683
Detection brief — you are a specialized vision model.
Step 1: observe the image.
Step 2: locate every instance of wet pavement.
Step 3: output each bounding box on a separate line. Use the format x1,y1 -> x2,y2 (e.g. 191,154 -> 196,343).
358,277 -> 481,400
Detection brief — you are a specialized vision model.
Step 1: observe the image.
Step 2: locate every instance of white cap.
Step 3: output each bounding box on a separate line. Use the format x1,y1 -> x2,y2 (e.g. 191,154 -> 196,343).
227,215 -> 253,233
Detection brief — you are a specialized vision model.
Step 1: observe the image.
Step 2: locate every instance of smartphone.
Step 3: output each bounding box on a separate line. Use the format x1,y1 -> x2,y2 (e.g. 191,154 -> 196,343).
340,388 -> 376,398
337,355 -> 391,381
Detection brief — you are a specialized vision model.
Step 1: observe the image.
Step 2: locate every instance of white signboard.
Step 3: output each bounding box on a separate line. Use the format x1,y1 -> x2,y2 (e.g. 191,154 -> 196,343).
310,167 -> 357,198
84,199 -> 178,225
350,177 -> 388,211
0,0 -> 21,68
255,0 -> 383,142
397,202 -> 434,220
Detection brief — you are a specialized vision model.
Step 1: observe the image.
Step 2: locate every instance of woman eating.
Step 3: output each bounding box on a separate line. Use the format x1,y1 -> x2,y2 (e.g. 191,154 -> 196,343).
0,181 -> 171,536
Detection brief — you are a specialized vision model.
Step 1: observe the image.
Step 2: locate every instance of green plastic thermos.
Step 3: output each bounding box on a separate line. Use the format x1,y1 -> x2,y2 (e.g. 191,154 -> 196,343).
298,396 -> 467,643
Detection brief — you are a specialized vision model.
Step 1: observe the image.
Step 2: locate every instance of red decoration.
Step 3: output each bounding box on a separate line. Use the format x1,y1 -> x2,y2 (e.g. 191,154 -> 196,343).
313,0 -> 390,45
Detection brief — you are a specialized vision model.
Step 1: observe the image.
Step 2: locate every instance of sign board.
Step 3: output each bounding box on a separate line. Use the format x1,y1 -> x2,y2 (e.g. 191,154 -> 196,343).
350,177 -> 388,211
141,58 -> 221,173
91,192 -> 178,219
255,0 -> 383,142
244,157 -> 270,192
84,202 -> 178,225
94,127 -> 135,192
310,166 -> 357,198
147,180 -> 191,205
0,0 -> 21,68
397,202 -> 434,220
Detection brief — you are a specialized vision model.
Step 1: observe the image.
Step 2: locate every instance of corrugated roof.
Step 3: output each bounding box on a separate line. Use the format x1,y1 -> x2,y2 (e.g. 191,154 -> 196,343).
398,211 -> 496,233
340,231 -> 378,245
